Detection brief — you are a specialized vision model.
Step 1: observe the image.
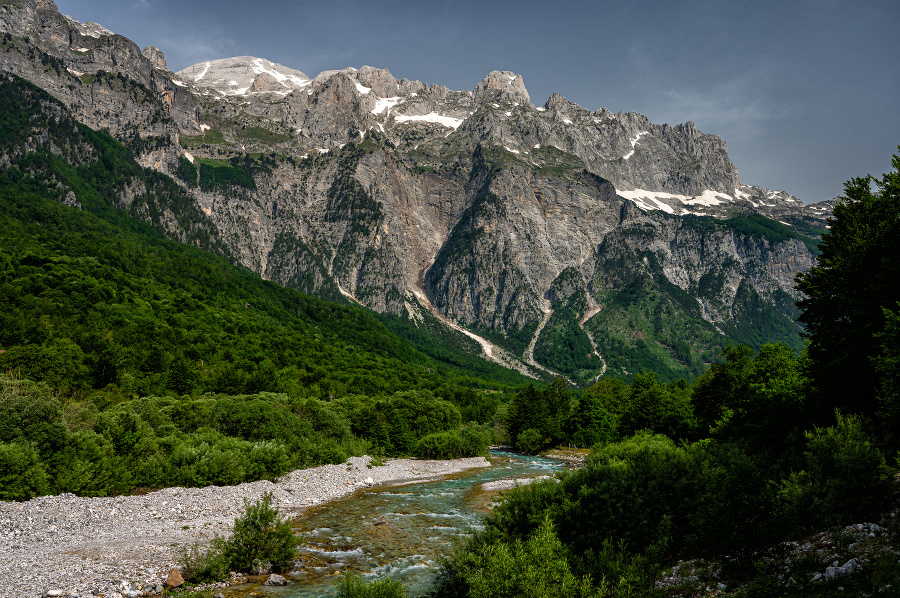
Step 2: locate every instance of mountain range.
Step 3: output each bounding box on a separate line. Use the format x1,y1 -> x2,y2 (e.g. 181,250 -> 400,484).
0,0 -> 835,385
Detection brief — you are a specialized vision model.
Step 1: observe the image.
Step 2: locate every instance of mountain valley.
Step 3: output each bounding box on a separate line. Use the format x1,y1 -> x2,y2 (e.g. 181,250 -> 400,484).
0,0 -> 836,384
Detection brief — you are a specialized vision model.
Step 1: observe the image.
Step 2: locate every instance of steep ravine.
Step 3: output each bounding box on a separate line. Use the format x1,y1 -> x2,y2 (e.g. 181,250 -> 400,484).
412,264 -> 538,378
525,300 -> 576,384
579,300 -> 607,383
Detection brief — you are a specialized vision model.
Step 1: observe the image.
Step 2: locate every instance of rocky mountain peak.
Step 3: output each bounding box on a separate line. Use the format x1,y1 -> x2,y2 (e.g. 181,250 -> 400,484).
0,4 -> 837,383
542,92 -> 581,118
141,45 -> 168,71
176,56 -> 310,97
356,65 -> 400,97
475,70 -> 531,106
311,66 -> 359,86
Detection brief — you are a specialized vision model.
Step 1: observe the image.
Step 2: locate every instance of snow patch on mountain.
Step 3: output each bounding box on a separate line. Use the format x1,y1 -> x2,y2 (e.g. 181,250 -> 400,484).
682,189 -> 727,206
623,131 -> 649,159
372,97 -> 403,115
194,62 -> 211,82
616,188 -> 734,215
251,58 -> 310,87
393,112 -> 465,129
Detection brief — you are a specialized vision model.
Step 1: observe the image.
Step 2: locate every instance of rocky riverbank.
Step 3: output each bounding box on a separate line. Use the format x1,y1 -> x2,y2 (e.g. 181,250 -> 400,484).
481,475 -> 554,491
0,455 -> 490,598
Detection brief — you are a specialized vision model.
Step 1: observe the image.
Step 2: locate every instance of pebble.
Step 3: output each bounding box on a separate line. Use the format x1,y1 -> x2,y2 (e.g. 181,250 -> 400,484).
0,455 -> 489,598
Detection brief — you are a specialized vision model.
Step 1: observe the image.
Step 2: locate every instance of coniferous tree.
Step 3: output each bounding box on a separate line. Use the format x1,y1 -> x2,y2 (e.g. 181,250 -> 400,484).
795,148 -> 900,424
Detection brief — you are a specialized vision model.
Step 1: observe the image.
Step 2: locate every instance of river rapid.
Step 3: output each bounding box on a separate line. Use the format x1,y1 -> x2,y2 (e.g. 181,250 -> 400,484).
250,451 -> 565,597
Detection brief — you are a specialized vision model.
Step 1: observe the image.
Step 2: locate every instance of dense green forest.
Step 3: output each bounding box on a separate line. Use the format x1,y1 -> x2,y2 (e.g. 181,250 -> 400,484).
426,150 -> 900,597
0,75 -> 515,499
2,69 -> 899,596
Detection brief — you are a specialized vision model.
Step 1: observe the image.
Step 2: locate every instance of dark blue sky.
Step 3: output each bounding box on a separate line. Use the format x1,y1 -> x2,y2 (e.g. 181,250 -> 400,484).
57,0 -> 899,204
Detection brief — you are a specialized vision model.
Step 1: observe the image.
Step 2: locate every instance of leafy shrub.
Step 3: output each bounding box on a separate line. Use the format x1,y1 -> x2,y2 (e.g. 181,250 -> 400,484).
779,412 -> 895,530
415,431 -> 461,459
179,535 -> 230,583
224,491 -> 300,574
54,430 -> 128,496
334,571 -> 407,598
514,428 -> 545,455
458,422 -> 493,456
0,441 -> 48,500
0,374 -> 68,456
436,513 -> 601,598
684,441 -> 781,562
486,433 -> 781,572
414,423 -> 491,459
180,493 -> 300,583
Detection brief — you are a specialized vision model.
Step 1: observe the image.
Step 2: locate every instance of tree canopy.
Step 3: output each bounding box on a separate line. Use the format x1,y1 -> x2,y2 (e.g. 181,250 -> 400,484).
795,148 -> 900,424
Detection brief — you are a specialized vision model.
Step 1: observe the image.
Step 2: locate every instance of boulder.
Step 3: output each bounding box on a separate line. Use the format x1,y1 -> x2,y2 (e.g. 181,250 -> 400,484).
263,573 -> 287,586
165,568 -> 184,588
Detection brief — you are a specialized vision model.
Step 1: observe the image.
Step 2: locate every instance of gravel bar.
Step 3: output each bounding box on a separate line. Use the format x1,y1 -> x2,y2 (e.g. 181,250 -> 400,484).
0,455 -> 490,598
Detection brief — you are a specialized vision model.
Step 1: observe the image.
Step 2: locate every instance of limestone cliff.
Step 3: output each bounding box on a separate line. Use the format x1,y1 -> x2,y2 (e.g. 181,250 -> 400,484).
0,0 -> 833,382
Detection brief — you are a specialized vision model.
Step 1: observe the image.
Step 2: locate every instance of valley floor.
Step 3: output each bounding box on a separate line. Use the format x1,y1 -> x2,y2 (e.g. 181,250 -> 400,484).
0,455 -> 490,598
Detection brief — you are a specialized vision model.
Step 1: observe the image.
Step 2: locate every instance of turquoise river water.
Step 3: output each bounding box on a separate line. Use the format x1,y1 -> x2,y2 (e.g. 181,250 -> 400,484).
230,451 -> 565,597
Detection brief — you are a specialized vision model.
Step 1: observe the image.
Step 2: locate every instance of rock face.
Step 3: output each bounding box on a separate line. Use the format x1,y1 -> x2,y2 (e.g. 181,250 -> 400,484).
141,45 -> 168,71
0,0 -> 199,183
0,0 -> 834,382
175,56 -> 310,97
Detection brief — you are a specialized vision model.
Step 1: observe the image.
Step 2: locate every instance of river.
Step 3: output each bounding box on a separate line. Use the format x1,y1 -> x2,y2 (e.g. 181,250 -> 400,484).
238,451 -> 566,597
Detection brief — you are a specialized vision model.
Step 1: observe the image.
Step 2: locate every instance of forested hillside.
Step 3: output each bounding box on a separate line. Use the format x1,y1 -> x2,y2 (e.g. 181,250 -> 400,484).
0,0 -> 833,387
425,150 -> 900,598
2,58 -> 898,596
0,75 -> 520,499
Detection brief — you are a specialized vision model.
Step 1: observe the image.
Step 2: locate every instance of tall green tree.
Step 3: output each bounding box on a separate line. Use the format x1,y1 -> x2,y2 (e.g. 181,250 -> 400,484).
874,303 -> 900,445
795,148 -> 900,424
693,343 -> 806,455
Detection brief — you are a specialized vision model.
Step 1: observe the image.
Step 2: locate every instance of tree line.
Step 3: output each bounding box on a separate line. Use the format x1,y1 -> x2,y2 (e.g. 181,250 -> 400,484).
429,149 -> 900,597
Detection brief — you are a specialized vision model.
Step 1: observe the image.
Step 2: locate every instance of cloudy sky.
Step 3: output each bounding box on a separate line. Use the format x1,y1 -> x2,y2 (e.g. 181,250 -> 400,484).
57,0 -> 898,204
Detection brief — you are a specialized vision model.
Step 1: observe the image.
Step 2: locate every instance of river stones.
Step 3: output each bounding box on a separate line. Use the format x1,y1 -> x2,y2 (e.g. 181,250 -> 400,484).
263,573 -> 287,586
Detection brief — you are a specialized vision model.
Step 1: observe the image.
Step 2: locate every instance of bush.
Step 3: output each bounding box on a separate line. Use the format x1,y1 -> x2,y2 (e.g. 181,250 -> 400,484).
435,513 -> 601,598
0,441 -> 48,500
415,431 -> 462,459
684,442 -> 781,562
458,422 -> 492,456
414,423 -> 492,459
334,571 -> 407,598
180,492 -> 300,583
178,535 -> 230,583
225,491 -> 300,574
779,412 -> 896,530
514,428 -> 545,455
486,433 -> 782,572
